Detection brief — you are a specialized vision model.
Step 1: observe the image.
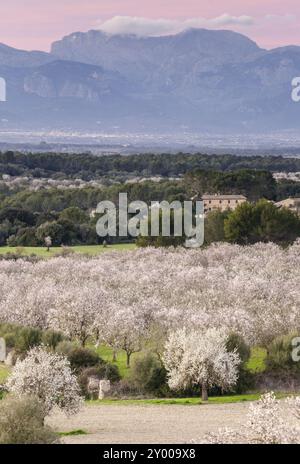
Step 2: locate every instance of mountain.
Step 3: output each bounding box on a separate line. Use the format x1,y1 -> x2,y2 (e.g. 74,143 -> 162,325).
51,29 -> 262,86
23,60 -> 130,100
0,43 -> 53,67
0,29 -> 300,132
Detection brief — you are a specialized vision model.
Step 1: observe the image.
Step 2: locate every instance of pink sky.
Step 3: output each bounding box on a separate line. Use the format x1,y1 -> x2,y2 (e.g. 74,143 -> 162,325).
1,0 -> 300,51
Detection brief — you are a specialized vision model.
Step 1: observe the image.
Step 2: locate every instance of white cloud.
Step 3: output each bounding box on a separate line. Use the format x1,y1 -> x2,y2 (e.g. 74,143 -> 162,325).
96,15 -> 254,37
265,14 -> 296,23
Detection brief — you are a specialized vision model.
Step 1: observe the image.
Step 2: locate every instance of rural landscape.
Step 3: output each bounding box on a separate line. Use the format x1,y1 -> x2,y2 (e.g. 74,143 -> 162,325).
1,0 -> 300,450
0,150 -> 300,445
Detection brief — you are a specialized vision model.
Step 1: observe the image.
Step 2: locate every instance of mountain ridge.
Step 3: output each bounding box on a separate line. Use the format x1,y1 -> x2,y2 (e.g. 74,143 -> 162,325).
0,28 -> 300,133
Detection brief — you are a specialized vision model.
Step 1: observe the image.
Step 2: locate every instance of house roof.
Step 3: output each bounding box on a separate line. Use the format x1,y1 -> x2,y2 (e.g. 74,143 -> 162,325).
201,194 -> 247,200
275,198 -> 300,206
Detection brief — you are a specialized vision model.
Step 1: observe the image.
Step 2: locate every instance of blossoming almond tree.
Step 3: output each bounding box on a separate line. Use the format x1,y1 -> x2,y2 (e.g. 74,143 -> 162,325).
205,392 -> 300,444
6,346 -> 83,416
0,242 -> 299,352
99,305 -> 148,367
163,327 -> 240,401
246,392 -> 296,444
48,283 -> 101,346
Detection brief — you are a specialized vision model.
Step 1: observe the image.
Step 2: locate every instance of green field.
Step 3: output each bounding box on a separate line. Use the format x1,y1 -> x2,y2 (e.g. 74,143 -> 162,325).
0,345 -> 267,386
96,345 -> 268,380
246,347 -> 267,373
88,393 -> 290,406
0,364 -> 10,384
58,429 -> 88,437
95,345 -> 139,378
0,243 -> 136,258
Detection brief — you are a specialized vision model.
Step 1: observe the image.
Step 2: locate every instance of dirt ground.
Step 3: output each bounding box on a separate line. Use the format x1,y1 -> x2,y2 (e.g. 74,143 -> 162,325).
48,402 -> 249,444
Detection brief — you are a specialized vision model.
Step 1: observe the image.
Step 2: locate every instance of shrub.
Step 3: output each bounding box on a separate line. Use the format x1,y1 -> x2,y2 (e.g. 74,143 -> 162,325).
266,333 -> 300,373
109,379 -> 142,398
98,363 -> 120,383
0,324 -> 20,349
56,343 -> 102,373
0,323 -> 20,337
55,341 -> 76,357
0,252 -> 39,262
54,246 -> 75,258
224,200 -> 300,246
3,332 -> 17,349
78,364 -> 121,398
35,221 -> 64,246
42,330 -> 65,350
67,347 -> 102,373
204,210 -> 228,245
0,324 -> 64,353
226,333 -> 254,394
0,395 -> 58,444
15,327 -> 42,355
7,227 -> 39,247
226,333 -> 251,364
130,352 -> 168,395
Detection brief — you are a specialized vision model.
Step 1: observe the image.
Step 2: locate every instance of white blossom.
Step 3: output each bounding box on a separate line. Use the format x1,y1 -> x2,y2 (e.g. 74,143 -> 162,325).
6,346 -> 83,416
163,327 -> 240,399
205,392 -> 300,444
0,243 -> 299,352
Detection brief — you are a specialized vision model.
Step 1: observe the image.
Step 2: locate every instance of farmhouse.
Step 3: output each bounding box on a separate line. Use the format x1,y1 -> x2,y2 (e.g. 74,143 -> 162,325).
275,197 -> 300,215
201,194 -> 247,214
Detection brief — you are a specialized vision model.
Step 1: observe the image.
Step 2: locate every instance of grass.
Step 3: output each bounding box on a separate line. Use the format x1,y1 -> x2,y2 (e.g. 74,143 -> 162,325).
88,394 -> 262,406
0,346 -> 288,409
0,243 -> 136,258
246,347 -> 267,373
95,345 -> 139,378
88,392 -> 290,407
58,429 -> 88,437
0,363 -> 10,384
95,345 -> 268,380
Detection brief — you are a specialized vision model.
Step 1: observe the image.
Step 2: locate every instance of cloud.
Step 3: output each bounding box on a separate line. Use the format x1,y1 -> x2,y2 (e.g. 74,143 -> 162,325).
265,14 -> 296,23
96,15 -> 255,37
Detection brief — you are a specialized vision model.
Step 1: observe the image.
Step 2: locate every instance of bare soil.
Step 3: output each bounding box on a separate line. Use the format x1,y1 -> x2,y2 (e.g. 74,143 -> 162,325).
48,402 -> 249,444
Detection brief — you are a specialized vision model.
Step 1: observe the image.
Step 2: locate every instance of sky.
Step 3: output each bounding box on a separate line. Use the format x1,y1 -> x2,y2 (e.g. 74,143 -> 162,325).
1,0 -> 300,51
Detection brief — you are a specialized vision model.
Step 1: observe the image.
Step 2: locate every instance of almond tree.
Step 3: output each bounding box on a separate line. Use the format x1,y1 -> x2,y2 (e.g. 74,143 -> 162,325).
163,327 -> 240,401
0,242 -> 299,352
44,236 -> 52,252
205,392 -> 300,444
99,306 -> 148,367
6,346 -> 83,416
47,284 -> 99,346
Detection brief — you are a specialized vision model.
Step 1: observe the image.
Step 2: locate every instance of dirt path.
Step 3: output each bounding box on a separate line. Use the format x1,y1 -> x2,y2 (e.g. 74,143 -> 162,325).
48,402 -> 250,444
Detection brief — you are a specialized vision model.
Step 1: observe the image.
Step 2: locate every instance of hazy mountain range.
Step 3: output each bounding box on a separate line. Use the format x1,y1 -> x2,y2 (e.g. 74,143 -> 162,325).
0,28 -> 300,133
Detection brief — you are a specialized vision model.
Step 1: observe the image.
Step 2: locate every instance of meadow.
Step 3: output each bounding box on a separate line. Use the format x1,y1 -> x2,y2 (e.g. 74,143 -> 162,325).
0,243 -> 136,257
0,364 -> 9,384
96,345 -> 267,379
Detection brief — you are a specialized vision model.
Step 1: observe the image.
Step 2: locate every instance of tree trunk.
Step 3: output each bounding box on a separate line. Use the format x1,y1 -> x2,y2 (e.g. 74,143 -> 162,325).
201,383 -> 208,401
126,352 -> 131,368
80,335 -> 86,347
112,350 -> 117,362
